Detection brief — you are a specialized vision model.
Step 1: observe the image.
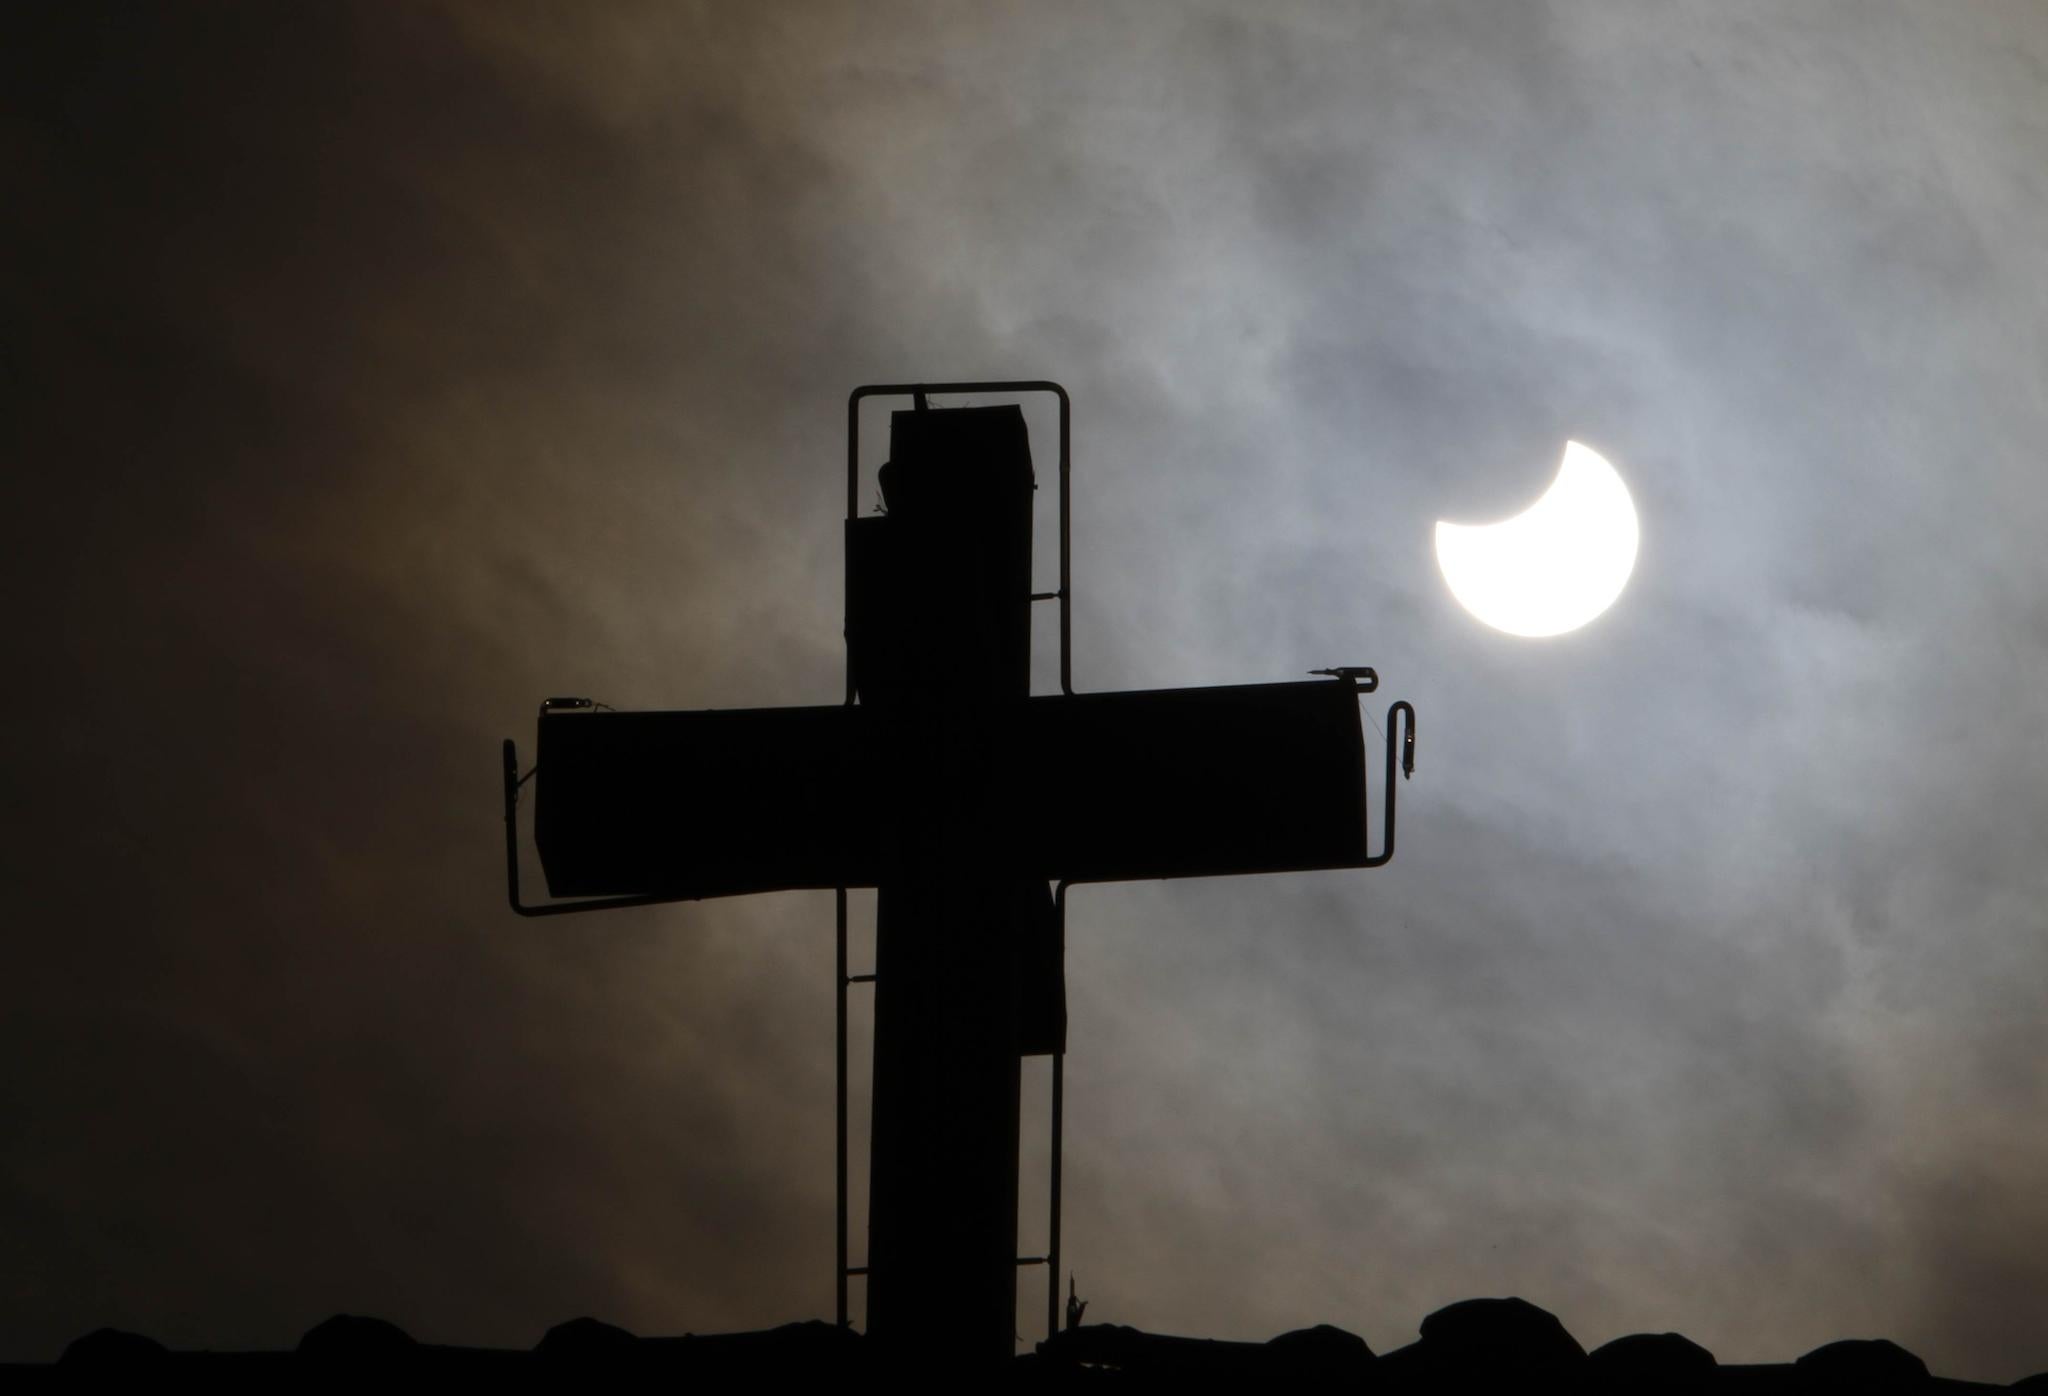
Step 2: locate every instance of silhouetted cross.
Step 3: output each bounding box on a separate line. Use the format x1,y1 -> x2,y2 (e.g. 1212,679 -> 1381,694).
504,383 -> 1414,1370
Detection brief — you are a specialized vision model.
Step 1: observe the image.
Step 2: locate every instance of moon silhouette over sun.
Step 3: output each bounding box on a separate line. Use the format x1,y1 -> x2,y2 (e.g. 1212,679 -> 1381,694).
1435,441 -> 1639,637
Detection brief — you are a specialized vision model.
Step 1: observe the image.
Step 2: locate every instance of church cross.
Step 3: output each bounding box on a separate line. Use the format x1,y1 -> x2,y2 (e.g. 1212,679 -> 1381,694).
502,381 -> 1415,1369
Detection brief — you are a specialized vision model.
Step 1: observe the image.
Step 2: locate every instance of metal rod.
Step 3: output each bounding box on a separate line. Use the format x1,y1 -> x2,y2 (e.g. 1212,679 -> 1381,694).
844,392 -> 859,706
1047,880 -> 1068,1342
1058,390 -> 1072,697
836,885 -> 849,1329
836,400 -> 861,1322
502,740 -> 522,912
848,973 -> 876,984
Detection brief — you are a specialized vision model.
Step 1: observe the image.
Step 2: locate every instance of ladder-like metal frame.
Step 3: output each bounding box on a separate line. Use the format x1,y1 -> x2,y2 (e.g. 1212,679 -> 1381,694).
837,382 -> 1073,1343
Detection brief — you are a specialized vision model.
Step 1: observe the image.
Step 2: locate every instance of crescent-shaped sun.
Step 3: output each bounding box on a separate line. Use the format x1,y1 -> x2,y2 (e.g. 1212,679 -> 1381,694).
1434,441 -> 1639,638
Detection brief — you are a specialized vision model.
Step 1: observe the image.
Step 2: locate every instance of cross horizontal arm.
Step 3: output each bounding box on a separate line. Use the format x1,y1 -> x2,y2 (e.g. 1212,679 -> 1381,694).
529,678 -> 1405,901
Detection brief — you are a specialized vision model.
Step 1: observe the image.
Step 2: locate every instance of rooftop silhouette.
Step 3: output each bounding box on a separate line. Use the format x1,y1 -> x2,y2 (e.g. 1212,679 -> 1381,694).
32,1297 -> 2047,1390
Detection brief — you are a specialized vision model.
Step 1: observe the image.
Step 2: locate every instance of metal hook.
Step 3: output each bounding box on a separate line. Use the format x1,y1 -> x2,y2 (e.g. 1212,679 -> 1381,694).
1362,700 -> 1417,866
1392,699 -> 1416,780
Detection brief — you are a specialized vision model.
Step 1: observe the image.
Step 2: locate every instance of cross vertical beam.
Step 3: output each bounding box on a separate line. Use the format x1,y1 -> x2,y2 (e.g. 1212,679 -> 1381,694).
852,402 -> 1044,1366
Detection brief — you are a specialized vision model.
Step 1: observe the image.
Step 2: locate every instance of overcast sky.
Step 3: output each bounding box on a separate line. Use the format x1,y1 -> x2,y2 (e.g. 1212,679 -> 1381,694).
8,1 -> 2048,1380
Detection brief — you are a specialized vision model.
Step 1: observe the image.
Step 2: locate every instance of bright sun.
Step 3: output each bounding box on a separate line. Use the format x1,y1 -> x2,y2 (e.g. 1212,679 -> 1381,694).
1434,441 -> 1639,638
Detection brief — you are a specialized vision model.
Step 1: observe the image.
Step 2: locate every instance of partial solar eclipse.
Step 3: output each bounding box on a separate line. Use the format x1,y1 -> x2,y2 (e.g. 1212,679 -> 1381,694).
1435,441 -> 1639,637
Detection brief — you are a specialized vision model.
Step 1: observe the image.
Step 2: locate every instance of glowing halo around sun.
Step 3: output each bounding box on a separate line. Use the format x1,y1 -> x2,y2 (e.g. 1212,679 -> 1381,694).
1434,441 -> 1639,637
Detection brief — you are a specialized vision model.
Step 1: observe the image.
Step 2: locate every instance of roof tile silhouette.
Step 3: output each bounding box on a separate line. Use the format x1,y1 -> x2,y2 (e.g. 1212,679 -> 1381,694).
1795,1337 -> 1932,1393
58,1328 -> 168,1366
1377,1296 -> 1587,1384
1587,1331 -> 1717,1395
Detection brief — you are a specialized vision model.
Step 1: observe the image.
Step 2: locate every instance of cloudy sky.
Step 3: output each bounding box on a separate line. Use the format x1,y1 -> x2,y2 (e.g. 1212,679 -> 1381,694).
8,0 -> 2048,1380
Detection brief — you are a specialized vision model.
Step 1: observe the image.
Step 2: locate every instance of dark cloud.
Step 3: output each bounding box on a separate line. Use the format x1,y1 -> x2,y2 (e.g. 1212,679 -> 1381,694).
5,0 -> 2046,1381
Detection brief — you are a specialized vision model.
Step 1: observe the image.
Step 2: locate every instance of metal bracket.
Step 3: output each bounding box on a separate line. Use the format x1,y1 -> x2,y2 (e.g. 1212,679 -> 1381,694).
1312,667 -> 1412,863
1309,665 -> 1378,690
